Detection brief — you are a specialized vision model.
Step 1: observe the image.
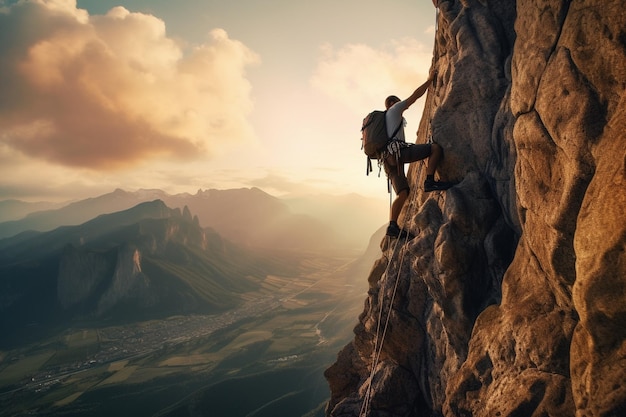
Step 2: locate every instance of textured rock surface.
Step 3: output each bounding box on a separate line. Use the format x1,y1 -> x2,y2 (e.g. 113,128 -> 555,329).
326,0 -> 625,416
56,205 -> 216,317
57,244 -> 113,309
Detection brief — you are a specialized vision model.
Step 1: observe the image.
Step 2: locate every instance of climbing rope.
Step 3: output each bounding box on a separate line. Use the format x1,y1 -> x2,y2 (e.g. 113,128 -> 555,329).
359,162 -> 424,417
359,7 -> 441,417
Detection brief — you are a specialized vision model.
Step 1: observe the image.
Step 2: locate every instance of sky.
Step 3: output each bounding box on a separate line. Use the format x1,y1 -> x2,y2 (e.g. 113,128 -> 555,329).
0,0 -> 439,203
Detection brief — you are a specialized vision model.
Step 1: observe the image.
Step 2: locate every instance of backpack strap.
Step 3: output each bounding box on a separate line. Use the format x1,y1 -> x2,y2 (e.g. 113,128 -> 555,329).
389,119 -> 403,141
376,115 -> 403,156
364,113 -> 403,177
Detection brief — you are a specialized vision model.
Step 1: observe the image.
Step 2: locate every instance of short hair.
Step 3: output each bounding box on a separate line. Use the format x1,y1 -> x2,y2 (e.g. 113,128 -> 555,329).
385,95 -> 401,109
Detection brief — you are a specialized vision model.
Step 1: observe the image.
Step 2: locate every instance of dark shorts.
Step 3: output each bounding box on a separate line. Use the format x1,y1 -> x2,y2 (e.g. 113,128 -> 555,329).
384,143 -> 432,194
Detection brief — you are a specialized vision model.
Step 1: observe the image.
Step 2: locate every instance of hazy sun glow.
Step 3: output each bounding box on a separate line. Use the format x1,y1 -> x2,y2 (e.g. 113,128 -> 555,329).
0,0 -> 438,202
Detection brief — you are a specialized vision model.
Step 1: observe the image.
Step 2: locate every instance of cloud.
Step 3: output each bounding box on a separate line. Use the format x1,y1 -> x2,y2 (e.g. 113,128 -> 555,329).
310,38 -> 434,110
0,0 -> 259,169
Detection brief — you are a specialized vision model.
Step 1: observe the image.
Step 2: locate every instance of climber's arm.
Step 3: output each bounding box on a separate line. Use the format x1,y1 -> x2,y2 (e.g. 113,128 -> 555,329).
403,75 -> 434,109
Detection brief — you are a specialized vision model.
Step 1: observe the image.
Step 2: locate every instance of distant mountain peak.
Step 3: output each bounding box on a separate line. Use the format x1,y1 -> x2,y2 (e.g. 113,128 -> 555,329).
0,199 -> 294,341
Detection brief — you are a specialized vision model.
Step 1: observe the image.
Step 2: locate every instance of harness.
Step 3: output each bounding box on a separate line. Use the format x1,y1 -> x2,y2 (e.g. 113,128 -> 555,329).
381,138 -> 411,172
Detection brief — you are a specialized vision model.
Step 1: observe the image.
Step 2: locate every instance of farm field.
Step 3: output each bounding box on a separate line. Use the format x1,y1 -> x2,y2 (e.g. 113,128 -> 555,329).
0,254 -> 369,417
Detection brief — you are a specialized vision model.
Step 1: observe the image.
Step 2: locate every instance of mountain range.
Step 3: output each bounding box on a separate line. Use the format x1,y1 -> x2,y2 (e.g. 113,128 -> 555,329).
0,188 -> 387,251
0,200 -> 65,223
0,199 -> 301,348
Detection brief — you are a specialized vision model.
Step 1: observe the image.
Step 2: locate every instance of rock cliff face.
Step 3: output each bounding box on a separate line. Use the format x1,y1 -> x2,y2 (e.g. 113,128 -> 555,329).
56,205 -> 208,317
325,1 -> 625,416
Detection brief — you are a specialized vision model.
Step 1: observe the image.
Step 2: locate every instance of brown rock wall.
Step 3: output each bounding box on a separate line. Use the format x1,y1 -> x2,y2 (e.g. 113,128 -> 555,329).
326,0 -> 625,416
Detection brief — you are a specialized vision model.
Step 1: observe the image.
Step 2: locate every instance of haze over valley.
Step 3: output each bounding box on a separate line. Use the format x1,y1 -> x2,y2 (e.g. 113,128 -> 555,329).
0,188 -> 386,252
0,188 -> 384,416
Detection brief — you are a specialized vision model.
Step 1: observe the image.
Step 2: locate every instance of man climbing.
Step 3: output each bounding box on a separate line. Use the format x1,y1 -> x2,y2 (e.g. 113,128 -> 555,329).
383,70 -> 454,238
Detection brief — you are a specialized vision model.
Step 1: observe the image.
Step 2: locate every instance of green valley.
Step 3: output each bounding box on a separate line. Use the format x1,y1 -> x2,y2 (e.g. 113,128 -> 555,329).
0,254 -> 369,417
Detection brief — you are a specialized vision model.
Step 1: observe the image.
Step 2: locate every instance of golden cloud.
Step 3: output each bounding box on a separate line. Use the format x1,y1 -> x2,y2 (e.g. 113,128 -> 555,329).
0,0 -> 259,169
310,38 -> 433,110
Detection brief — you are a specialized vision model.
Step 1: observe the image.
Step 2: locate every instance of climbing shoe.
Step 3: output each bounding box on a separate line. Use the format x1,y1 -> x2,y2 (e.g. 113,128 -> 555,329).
424,179 -> 455,192
386,223 -> 415,240
386,222 -> 401,237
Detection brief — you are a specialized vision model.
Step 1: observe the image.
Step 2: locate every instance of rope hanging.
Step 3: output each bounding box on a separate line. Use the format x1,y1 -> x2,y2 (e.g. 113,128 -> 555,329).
359,6 -> 441,416
359,162 -> 423,417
